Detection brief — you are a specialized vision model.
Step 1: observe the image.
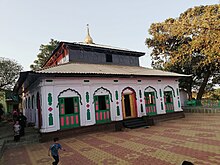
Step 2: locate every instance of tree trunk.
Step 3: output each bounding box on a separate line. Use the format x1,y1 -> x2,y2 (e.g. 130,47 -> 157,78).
187,90 -> 192,100
196,71 -> 211,100
186,77 -> 193,100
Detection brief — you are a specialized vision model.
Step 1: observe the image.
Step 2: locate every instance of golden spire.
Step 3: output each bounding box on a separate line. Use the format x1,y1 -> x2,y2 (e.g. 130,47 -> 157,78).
84,24 -> 94,44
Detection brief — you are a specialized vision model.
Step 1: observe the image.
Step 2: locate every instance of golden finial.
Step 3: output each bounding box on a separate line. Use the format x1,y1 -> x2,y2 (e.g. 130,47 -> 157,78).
84,24 -> 94,44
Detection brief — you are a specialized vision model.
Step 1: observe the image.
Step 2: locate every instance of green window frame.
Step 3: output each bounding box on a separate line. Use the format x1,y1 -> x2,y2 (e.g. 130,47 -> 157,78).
144,92 -> 157,116
59,97 -> 80,129
94,95 -> 111,124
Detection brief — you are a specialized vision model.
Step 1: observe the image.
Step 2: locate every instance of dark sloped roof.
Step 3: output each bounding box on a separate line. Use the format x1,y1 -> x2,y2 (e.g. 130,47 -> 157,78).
44,41 -> 145,67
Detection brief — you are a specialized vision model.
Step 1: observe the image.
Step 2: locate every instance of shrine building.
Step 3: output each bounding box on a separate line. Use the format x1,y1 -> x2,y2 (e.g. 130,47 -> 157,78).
14,26 -> 188,135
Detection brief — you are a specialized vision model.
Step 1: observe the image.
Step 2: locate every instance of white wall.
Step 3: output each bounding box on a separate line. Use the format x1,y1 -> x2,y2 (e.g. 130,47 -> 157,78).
23,76 -> 182,133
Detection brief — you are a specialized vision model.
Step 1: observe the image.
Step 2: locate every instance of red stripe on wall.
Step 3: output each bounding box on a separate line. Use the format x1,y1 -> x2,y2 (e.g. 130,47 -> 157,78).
61,117 -> 64,126
76,115 -> 79,124
66,116 -> 69,125
71,116 -> 74,124
107,111 -> 110,119
100,112 -> 102,120
61,108 -> 65,114
75,107 -> 78,113
96,112 -> 98,120
104,111 -> 106,119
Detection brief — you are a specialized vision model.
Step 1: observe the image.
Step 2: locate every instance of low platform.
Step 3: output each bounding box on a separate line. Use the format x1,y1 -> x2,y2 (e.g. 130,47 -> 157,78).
39,111 -> 185,142
148,111 -> 185,124
39,121 -> 123,142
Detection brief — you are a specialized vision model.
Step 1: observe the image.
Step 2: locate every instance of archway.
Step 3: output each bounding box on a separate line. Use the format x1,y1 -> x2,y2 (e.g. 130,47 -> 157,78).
164,86 -> 175,113
144,86 -> 157,116
121,87 -> 137,119
58,88 -> 81,129
93,87 -> 112,124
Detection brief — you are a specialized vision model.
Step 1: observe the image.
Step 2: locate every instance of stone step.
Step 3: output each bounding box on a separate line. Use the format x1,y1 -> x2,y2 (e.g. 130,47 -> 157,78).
123,117 -> 148,129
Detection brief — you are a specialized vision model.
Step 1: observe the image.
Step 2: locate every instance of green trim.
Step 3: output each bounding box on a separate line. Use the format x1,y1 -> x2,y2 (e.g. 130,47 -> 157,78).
139,90 -> 142,98
59,97 -> 80,129
87,109 -> 91,120
164,91 -> 174,112
144,92 -> 156,106
141,104 -> 143,112
164,86 -> 175,97
94,95 -> 111,124
161,102 -> 164,110
48,93 -> 52,106
176,88 -> 179,96
49,113 -> 53,126
86,92 -> 89,103
117,106 -> 120,116
145,92 -> 157,116
145,86 -> 158,98
57,88 -> 82,105
115,91 -> 118,100
93,87 -> 113,102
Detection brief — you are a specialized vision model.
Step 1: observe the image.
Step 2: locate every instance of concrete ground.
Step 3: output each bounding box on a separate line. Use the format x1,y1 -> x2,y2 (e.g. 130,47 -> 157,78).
1,113 -> 220,165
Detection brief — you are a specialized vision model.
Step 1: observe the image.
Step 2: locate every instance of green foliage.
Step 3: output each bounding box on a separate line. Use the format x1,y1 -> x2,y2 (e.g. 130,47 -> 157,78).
0,58 -> 23,90
204,88 -> 220,100
146,4 -> 220,100
30,39 -> 59,70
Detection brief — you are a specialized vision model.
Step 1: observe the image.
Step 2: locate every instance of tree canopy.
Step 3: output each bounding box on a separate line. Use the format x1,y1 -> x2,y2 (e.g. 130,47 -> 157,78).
30,39 -> 59,70
0,58 -> 23,90
146,4 -> 220,100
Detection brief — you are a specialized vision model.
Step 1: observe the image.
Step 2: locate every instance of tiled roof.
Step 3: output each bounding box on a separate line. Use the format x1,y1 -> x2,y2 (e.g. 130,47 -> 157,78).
35,63 -> 189,77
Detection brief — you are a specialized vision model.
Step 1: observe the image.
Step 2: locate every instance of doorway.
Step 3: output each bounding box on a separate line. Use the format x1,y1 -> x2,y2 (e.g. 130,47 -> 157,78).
122,88 -> 137,119
124,94 -> 131,117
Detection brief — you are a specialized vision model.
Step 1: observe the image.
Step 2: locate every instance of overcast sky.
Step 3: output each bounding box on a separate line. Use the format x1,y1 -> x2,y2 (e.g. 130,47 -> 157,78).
0,0 -> 218,71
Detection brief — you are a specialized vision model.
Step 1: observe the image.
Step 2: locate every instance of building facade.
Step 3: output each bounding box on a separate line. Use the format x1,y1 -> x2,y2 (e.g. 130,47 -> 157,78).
15,31 -> 188,133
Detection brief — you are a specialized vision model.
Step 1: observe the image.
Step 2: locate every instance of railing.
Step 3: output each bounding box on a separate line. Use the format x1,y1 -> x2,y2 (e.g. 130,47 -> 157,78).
184,99 -> 220,108
201,100 -> 220,108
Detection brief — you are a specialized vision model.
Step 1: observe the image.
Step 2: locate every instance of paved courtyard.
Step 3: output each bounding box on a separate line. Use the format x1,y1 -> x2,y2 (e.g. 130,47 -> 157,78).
1,113 -> 220,165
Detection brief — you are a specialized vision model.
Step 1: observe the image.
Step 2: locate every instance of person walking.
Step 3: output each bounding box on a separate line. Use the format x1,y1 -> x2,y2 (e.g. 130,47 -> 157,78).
13,120 -> 21,142
18,112 -> 27,136
48,137 -> 65,165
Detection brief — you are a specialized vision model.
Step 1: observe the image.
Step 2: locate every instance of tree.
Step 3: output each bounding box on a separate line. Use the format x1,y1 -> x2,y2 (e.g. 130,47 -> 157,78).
146,4 -> 220,100
30,39 -> 59,70
0,58 -> 23,90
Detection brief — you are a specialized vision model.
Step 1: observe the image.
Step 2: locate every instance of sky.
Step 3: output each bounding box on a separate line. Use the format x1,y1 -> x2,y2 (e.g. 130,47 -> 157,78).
0,0 -> 218,71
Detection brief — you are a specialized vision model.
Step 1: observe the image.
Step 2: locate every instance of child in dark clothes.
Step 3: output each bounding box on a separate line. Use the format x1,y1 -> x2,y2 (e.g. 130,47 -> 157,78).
48,137 -> 66,165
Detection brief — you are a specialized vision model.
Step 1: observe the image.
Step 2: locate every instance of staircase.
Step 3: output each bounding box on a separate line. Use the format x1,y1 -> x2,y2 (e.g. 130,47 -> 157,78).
123,117 -> 149,129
